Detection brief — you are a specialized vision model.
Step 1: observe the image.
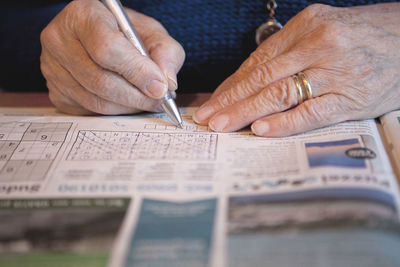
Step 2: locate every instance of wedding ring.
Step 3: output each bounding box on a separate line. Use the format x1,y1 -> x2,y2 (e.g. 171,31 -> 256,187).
298,72 -> 313,100
292,74 -> 304,105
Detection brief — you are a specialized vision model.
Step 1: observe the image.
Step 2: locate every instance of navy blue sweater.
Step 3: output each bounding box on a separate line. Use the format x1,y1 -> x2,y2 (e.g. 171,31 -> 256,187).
0,0 -> 398,92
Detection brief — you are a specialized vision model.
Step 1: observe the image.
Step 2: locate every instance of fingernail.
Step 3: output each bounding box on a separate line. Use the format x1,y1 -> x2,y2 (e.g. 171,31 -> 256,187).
167,75 -> 178,91
251,121 -> 269,136
146,80 -> 167,99
193,105 -> 214,123
209,114 -> 229,132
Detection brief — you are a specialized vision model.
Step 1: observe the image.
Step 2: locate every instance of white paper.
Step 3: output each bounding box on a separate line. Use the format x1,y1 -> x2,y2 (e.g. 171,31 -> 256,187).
1,107 -> 399,267
0,107 -> 397,201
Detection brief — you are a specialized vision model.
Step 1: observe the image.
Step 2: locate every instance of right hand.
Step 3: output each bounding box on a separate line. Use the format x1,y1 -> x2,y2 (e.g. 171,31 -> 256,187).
40,0 -> 185,115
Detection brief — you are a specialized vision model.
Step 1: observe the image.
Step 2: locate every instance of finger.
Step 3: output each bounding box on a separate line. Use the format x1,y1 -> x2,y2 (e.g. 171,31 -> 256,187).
41,49 -> 150,115
193,5 -> 333,125
251,94 -> 351,137
206,69 -> 332,132
193,51 -> 313,124
43,31 -> 162,112
127,9 -> 185,91
41,50 -> 88,114
207,36 -> 284,101
207,77 -> 299,132
147,33 -> 185,91
209,11 -> 312,101
59,0 -> 168,99
207,46 -> 284,103
47,81 -> 94,115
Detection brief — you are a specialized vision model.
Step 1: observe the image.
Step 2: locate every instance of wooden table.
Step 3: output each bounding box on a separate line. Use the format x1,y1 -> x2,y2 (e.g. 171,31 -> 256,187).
0,92 -> 210,108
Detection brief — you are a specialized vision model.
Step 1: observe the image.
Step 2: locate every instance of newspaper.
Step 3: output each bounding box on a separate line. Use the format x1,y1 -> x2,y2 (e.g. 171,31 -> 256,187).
0,107 -> 399,266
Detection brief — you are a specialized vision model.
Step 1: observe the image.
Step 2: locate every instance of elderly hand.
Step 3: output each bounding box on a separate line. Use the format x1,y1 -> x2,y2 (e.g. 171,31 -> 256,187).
193,3 -> 400,137
40,0 -> 184,115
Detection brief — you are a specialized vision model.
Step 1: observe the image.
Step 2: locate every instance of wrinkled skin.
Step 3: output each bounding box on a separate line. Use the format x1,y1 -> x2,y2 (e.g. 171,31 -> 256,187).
40,0 -> 185,115
193,3 -> 400,137
41,1 -> 400,137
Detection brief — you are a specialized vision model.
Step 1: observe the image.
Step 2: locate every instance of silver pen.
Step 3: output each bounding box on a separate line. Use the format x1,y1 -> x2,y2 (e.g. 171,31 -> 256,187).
102,0 -> 183,128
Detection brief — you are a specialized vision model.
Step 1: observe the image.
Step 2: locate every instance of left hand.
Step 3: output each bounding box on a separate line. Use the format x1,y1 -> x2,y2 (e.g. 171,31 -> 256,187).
193,3 -> 400,137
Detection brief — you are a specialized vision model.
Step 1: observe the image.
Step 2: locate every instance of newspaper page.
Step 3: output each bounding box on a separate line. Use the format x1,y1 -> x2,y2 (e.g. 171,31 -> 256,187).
0,107 -> 399,267
381,110 -> 400,178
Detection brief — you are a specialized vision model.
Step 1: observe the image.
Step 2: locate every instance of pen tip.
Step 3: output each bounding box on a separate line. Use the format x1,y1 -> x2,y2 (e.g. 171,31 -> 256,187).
178,122 -> 184,129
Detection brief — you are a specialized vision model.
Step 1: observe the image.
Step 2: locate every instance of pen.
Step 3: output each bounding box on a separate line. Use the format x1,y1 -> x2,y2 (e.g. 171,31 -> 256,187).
102,0 -> 183,128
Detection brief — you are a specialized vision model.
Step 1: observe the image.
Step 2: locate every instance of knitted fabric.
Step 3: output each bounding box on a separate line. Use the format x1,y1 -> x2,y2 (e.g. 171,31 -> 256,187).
0,0 -> 398,92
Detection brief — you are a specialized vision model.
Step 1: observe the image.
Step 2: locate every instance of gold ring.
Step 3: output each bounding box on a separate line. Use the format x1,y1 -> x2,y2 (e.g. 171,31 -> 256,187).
292,74 -> 304,104
298,72 -> 312,100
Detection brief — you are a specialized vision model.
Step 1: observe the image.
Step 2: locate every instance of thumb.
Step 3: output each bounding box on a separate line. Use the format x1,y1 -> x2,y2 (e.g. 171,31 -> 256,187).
126,9 -> 185,91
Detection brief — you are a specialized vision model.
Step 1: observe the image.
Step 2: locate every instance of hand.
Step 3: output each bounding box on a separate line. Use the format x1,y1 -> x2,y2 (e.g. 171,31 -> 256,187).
40,0 -> 185,115
193,3 -> 400,137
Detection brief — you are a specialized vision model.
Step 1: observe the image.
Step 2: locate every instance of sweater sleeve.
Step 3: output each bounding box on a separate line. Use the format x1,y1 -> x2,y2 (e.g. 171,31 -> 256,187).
0,1 -> 68,92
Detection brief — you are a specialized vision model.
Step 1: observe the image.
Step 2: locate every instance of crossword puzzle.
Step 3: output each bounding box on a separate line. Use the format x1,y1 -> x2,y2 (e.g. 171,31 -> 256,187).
144,114 -> 211,132
67,131 -> 218,161
0,122 -> 71,182
144,123 -> 210,132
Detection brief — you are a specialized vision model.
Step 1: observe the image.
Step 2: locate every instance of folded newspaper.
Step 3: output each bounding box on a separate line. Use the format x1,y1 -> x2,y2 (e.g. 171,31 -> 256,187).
0,107 -> 399,267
